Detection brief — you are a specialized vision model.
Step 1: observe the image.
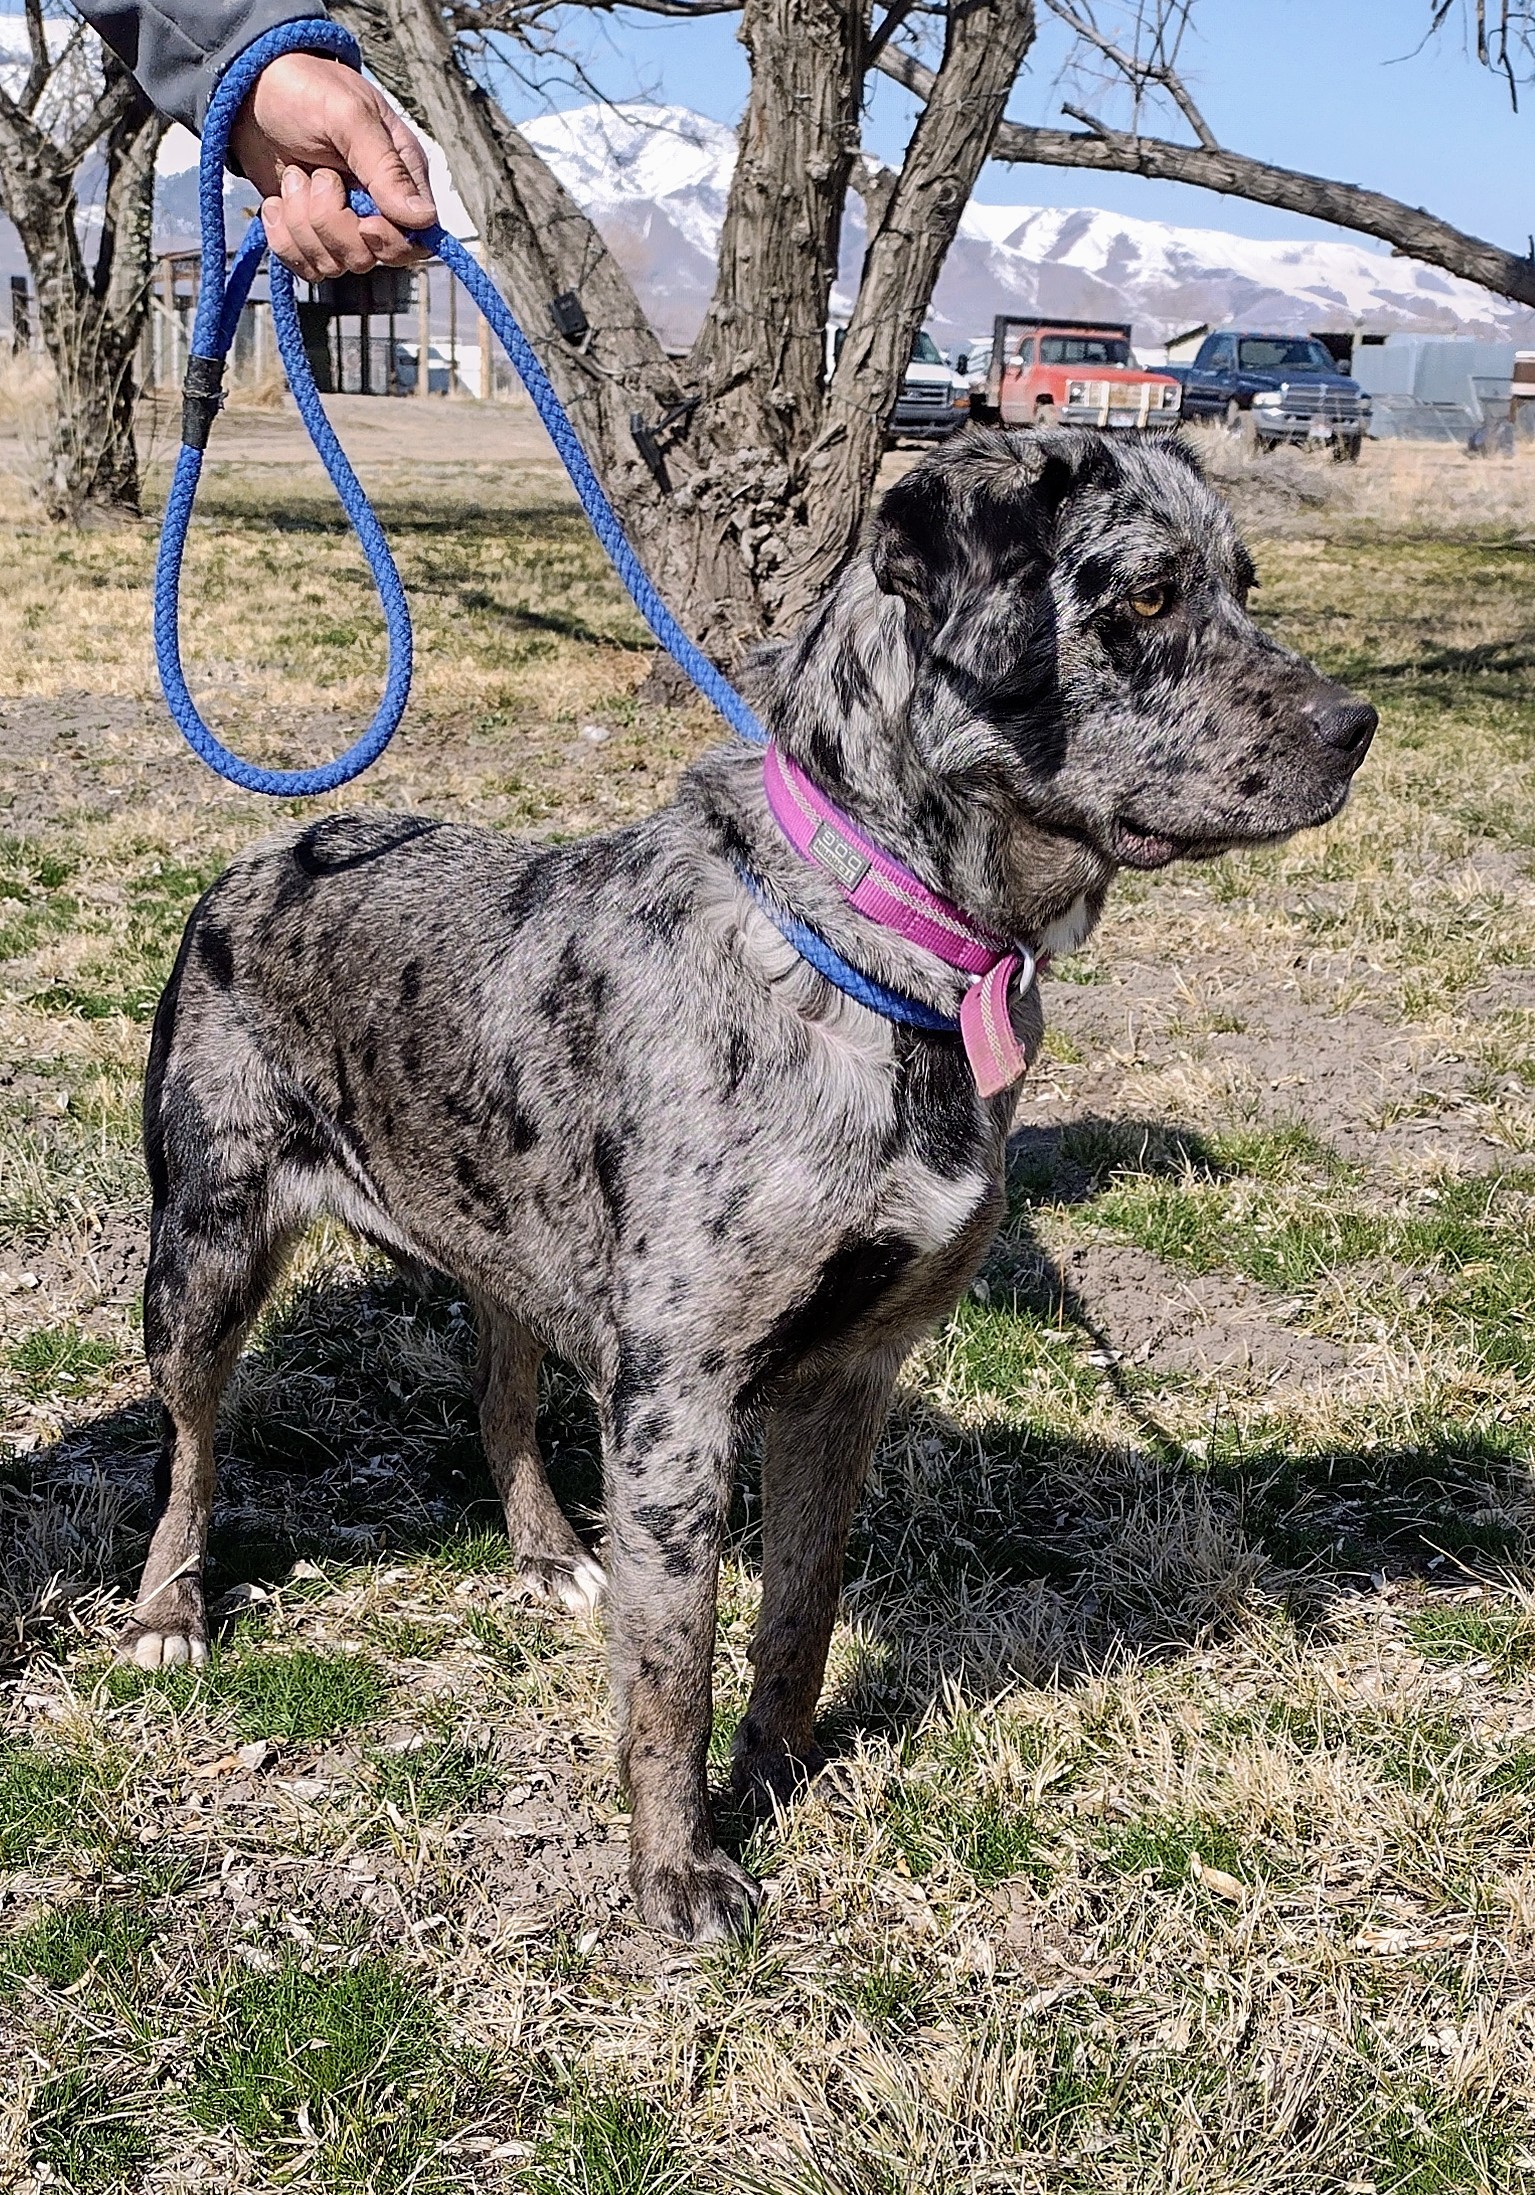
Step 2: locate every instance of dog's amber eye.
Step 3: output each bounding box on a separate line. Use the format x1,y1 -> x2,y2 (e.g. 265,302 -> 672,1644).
1129,586 -> 1170,620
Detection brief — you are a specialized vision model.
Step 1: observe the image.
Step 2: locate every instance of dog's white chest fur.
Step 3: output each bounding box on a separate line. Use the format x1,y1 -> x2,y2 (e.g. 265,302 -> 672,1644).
1039,893 -> 1097,963
887,1161 -> 993,1256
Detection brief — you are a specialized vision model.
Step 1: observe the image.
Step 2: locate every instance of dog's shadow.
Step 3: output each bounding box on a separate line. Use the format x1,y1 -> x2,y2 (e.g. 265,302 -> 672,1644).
7,1158 -> 1531,1810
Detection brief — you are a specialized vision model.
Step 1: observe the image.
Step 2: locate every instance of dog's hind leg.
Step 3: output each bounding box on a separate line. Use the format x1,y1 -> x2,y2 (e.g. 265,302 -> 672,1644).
731,1350 -> 900,1810
473,1298 -> 603,1615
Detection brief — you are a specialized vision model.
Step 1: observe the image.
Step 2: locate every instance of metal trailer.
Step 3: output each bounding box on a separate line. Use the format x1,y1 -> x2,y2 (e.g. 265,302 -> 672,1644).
1351,335 -> 1522,445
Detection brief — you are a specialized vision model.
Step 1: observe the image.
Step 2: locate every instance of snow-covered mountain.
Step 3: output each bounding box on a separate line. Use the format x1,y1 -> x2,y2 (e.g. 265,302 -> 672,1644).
941,201 -> 1534,348
518,101 -> 1535,352
519,105 -> 732,351
6,87 -> 1529,355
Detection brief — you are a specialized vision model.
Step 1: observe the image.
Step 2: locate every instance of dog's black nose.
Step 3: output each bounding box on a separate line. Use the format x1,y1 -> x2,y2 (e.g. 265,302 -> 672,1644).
1312,698 -> 1378,754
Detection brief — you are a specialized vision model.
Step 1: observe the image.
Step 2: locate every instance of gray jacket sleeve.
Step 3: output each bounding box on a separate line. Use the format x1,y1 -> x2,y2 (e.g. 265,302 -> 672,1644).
72,0 -> 334,132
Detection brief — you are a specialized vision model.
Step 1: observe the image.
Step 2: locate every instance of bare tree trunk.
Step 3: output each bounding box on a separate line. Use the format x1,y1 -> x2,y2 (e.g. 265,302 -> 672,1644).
335,0 -> 769,661
679,0 -> 864,644
876,42 -> 1535,313
0,62 -> 164,521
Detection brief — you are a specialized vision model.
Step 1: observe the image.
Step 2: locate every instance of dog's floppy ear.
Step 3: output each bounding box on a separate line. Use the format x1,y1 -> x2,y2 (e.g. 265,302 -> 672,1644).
869,427 -> 1107,634
868,462 -> 953,631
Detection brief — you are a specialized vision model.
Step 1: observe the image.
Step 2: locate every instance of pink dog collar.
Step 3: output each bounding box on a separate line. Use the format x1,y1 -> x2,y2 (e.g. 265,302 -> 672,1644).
762,746 -> 1038,1097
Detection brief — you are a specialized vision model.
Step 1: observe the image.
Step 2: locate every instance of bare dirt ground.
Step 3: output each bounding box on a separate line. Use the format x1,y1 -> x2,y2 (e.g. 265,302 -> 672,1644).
2,419 -> 1535,2193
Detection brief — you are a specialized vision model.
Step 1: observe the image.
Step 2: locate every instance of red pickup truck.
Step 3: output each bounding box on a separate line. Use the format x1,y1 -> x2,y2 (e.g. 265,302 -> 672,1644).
964,315 -> 1182,433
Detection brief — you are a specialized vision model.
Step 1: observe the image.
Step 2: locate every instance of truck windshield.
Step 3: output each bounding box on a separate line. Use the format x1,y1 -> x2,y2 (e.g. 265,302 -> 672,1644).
1039,336 -> 1130,366
910,331 -> 944,364
1237,338 -> 1335,373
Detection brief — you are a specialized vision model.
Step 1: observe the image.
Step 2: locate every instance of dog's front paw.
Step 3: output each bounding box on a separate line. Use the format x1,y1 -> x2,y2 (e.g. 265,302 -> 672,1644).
632,1848 -> 761,1943
117,1575 -> 209,1670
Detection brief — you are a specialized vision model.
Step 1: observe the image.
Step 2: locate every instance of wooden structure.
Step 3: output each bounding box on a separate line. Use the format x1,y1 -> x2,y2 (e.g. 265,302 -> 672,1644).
135,247 -> 500,399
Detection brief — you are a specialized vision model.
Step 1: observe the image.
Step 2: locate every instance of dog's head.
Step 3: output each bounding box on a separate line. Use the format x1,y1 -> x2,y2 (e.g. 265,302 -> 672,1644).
862,425 -> 1374,878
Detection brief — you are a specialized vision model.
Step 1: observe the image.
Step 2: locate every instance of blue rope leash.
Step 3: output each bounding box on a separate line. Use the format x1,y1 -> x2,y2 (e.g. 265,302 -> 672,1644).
153,17 -> 768,797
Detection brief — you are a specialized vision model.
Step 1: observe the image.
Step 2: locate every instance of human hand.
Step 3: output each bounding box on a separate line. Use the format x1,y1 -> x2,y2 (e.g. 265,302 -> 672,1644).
229,51 -> 437,281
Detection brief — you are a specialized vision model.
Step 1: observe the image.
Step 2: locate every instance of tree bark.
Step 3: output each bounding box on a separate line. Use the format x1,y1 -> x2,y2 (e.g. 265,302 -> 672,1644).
0,62 -> 164,520
680,0 -> 864,639
875,41 -> 1535,313
778,0 -> 1037,621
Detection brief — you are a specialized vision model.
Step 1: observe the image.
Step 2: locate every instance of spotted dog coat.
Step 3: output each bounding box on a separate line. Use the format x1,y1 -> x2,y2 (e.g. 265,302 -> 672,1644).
128,428 -> 1376,1940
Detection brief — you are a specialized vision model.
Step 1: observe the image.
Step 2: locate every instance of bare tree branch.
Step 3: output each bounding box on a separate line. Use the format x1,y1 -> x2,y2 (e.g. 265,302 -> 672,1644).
1421,0 -> 1535,107
782,0 -> 1038,619
866,0 -> 921,68
21,0 -> 50,115
875,39 -> 1535,312
447,0 -> 740,30
1043,0 -> 1217,147
57,70 -> 135,173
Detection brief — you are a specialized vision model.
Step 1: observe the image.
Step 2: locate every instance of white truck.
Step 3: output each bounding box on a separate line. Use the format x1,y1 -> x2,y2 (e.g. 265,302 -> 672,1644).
828,325 -> 970,443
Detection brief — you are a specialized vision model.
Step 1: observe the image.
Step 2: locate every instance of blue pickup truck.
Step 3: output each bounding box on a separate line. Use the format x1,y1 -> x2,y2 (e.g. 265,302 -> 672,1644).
1165,332 -> 1368,460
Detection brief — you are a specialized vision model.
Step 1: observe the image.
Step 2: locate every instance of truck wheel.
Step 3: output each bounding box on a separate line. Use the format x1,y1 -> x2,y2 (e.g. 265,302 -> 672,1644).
1333,433 -> 1363,464
1032,399 -> 1054,430
1225,398 -> 1256,445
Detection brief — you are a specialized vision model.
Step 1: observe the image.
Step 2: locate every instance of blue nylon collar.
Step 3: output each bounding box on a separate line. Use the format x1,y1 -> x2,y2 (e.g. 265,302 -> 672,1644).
738,871 -> 960,1034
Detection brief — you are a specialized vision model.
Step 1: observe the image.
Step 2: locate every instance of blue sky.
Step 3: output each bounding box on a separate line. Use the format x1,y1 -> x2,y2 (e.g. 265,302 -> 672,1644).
499,0 -> 1527,254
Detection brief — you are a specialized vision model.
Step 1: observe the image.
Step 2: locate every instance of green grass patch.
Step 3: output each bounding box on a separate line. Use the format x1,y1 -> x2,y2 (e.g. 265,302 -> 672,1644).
366,1731 -> 497,1826
464,1608 -> 565,1682
27,2068 -> 153,2195
433,1524 -> 523,1574
1361,2084 -> 1520,2195
1484,1747 -> 1535,1801
188,1954 -> 468,2193
832,1956 -> 935,2033
0,1898 -> 153,1991
1100,1809 -> 1251,1892
107,1645 -> 390,1745
1404,1601 -> 1535,1674
886,1786 -> 1049,1890
0,1744 -> 110,1868
0,835 -> 77,961
366,1615 -> 448,1660
527,2085 -> 693,2195
219,1647 -> 390,1743
6,1323 -> 121,1399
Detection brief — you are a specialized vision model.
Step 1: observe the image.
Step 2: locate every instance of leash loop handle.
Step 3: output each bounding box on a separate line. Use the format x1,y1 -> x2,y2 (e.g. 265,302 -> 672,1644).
153,16 -> 767,798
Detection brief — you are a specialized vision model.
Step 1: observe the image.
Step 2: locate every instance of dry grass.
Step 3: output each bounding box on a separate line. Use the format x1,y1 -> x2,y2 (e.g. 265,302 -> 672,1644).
2,430 -> 1535,2192
1196,424 -> 1535,541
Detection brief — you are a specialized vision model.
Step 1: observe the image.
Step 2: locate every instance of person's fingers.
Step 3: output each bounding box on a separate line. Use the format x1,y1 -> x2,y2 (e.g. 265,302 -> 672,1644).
265,183 -> 426,280
276,165 -> 346,282
258,192 -> 299,270
384,102 -> 434,207
306,164 -> 380,276
356,213 -> 430,269
261,192 -> 337,283
329,97 -> 436,233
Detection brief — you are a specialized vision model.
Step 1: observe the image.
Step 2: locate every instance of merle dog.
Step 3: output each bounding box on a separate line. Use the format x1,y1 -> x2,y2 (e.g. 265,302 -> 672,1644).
127,427 -> 1375,1940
